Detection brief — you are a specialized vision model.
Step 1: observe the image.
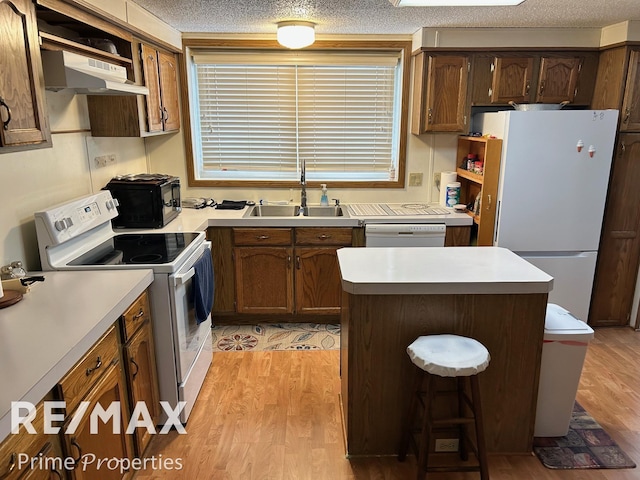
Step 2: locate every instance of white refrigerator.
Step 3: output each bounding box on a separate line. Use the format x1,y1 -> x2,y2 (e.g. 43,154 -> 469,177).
476,110 -> 619,322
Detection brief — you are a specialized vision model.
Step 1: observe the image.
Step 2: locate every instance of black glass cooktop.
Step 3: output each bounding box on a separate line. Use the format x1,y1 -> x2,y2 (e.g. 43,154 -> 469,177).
69,233 -> 199,266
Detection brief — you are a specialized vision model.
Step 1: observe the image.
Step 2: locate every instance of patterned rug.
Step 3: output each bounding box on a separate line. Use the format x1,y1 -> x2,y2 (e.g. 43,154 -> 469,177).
210,323 -> 340,352
533,402 -> 636,469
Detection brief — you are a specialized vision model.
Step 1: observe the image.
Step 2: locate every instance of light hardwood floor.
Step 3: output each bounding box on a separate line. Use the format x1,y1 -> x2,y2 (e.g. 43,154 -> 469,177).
134,327 -> 640,479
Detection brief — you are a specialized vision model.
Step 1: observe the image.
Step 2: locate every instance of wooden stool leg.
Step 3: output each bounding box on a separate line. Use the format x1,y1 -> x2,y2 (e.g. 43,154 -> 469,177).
398,367 -> 425,461
470,375 -> 490,480
457,377 -> 469,461
416,374 -> 435,480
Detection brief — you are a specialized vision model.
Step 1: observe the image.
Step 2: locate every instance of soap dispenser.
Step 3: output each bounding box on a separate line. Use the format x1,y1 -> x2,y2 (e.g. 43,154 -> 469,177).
320,184 -> 329,206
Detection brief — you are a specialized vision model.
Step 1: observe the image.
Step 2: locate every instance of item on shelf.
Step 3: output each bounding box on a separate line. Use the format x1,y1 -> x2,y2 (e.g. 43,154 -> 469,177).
474,160 -> 484,175
466,153 -> 477,171
446,182 -> 461,207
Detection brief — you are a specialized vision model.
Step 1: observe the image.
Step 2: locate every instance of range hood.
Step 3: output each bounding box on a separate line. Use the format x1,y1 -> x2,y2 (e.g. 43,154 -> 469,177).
41,50 -> 149,96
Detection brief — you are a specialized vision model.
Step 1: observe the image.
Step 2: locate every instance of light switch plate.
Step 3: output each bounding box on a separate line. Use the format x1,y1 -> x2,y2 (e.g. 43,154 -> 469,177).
408,172 -> 423,186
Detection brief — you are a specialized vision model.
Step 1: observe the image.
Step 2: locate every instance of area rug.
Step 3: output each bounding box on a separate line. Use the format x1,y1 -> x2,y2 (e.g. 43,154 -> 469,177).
210,323 -> 340,352
533,402 -> 636,469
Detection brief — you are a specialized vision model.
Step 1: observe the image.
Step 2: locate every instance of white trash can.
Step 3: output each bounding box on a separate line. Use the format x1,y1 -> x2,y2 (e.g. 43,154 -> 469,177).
534,303 -> 594,437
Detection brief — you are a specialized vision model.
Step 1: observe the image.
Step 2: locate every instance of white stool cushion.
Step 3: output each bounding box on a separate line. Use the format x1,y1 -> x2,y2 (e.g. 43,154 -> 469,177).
407,334 -> 490,377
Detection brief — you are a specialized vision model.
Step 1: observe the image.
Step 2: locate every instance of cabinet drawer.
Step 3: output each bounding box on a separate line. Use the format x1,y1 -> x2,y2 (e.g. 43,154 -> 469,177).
57,326 -> 119,415
233,228 -> 292,246
122,291 -> 151,341
295,228 -> 352,246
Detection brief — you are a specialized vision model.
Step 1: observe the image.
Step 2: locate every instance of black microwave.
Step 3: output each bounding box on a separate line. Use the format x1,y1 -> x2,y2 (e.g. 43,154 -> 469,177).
103,174 -> 181,228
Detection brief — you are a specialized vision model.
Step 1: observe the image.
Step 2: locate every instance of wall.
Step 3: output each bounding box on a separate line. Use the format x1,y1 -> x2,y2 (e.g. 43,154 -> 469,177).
146,38 -> 459,208
0,92 -> 148,270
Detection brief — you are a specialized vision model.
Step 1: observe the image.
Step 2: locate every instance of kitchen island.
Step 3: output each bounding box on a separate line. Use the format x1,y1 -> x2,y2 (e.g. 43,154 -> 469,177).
337,246 -> 553,455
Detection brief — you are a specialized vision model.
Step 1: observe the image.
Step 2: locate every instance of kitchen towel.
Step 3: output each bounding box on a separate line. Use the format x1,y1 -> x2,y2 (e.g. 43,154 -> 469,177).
439,171 -> 457,207
193,247 -> 214,325
215,200 -> 247,210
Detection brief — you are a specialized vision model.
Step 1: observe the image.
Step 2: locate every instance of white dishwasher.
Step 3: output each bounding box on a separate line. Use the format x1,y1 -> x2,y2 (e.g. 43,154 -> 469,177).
365,224 -> 446,247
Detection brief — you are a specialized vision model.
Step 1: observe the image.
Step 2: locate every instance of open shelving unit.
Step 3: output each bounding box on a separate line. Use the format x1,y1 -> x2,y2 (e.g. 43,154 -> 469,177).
455,136 -> 503,246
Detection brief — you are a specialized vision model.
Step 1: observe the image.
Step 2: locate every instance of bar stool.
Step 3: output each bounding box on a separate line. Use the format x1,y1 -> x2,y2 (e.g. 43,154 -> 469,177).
398,334 -> 491,480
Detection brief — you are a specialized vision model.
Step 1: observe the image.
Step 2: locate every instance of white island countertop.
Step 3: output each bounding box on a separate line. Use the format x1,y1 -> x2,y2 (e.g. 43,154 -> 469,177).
337,246 -> 553,295
0,269 -> 154,442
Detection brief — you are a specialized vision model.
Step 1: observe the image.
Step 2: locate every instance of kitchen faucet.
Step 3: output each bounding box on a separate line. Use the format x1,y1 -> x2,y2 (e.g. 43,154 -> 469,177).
299,158 -> 307,216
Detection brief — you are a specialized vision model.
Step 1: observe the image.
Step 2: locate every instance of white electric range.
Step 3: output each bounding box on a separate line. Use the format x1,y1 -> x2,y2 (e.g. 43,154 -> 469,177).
34,190 -> 212,424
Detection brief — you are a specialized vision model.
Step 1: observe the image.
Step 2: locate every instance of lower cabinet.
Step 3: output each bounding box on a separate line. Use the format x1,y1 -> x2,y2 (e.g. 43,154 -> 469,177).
0,290 -> 159,480
0,399 -> 64,480
217,227 -> 353,317
60,362 -> 133,480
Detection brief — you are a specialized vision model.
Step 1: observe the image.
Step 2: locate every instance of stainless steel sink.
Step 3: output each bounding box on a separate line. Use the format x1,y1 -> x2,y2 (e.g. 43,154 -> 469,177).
244,205 -> 348,217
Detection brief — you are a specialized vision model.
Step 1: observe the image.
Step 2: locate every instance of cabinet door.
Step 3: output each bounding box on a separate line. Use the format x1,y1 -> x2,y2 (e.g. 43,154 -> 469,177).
63,363 -> 133,480
19,440 -> 65,480
490,57 -> 534,104
234,247 -> 293,314
158,51 -> 181,132
0,0 -> 50,148
295,247 -> 342,315
535,56 -> 580,103
590,134 -> 640,326
125,321 -> 160,456
621,49 -> 640,132
424,55 -> 469,132
141,44 -> 164,133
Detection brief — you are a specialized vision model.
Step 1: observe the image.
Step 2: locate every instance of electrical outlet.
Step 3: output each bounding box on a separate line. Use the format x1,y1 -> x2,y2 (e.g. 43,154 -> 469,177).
408,172 -> 423,186
434,172 -> 441,185
94,154 -> 117,168
434,438 -> 459,452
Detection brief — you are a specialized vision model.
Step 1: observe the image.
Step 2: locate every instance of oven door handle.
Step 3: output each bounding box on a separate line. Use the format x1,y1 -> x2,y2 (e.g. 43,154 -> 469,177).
174,268 -> 195,286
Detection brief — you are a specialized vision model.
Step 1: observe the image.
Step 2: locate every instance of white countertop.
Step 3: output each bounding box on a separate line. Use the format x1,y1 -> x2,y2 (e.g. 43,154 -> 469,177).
337,246 -> 554,295
0,269 -> 154,442
140,204 -> 472,233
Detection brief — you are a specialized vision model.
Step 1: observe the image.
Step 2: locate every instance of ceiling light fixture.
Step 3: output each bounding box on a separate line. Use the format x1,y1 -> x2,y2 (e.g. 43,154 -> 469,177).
389,0 -> 524,6
276,21 -> 316,49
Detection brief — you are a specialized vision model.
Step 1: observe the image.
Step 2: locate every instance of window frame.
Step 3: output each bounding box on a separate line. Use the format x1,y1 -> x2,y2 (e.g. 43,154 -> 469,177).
180,39 -> 412,189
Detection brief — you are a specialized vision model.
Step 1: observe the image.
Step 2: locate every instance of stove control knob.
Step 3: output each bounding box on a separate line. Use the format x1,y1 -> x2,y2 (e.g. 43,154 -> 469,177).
54,220 -> 66,231
64,217 -> 74,228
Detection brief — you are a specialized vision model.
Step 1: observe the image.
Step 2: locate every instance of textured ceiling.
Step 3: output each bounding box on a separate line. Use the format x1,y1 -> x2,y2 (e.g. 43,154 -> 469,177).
129,0 -> 640,35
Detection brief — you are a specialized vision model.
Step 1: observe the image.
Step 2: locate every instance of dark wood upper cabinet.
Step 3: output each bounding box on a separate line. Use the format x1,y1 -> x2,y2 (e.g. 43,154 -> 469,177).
536,56 -> 580,103
491,56 -> 534,104
412,53 -> 469,134
87,41 -> 180,137
471,52 -> 597,107
0,0 -> 51,151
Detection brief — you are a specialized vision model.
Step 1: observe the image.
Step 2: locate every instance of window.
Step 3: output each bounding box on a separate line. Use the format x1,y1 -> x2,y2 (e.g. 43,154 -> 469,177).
185,42 -> 410,187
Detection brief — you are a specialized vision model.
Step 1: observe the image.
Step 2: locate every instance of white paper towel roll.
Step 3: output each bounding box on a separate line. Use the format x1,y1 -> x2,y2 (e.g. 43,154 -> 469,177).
439,171 -> 458,207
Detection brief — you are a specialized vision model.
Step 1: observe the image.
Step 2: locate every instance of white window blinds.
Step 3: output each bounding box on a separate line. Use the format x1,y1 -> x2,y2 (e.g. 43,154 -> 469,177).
190,50 -> 402,182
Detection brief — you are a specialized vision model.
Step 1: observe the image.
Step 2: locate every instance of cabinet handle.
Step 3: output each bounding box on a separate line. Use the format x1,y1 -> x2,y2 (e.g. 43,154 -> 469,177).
0,97 -> 12,131
287,255 -> 292,268
296,256 -> 301,270
486,194 -> 491,210
159,106 -> 164,121
163,107 -> 169,122
86,356 -> 103,376
256,235 -> 269,240
70,438 -> 83,465
427,107 -> 433,124
133,308 -> 145,320
620,142 -> 626,154
624,107 -> 630,124
0,452 -> 16,479
538,80 -> 545,95
130,357 -> 140,379
317,234 -> 331,240
525,81 -> 531,95
488,87 -> 493,98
